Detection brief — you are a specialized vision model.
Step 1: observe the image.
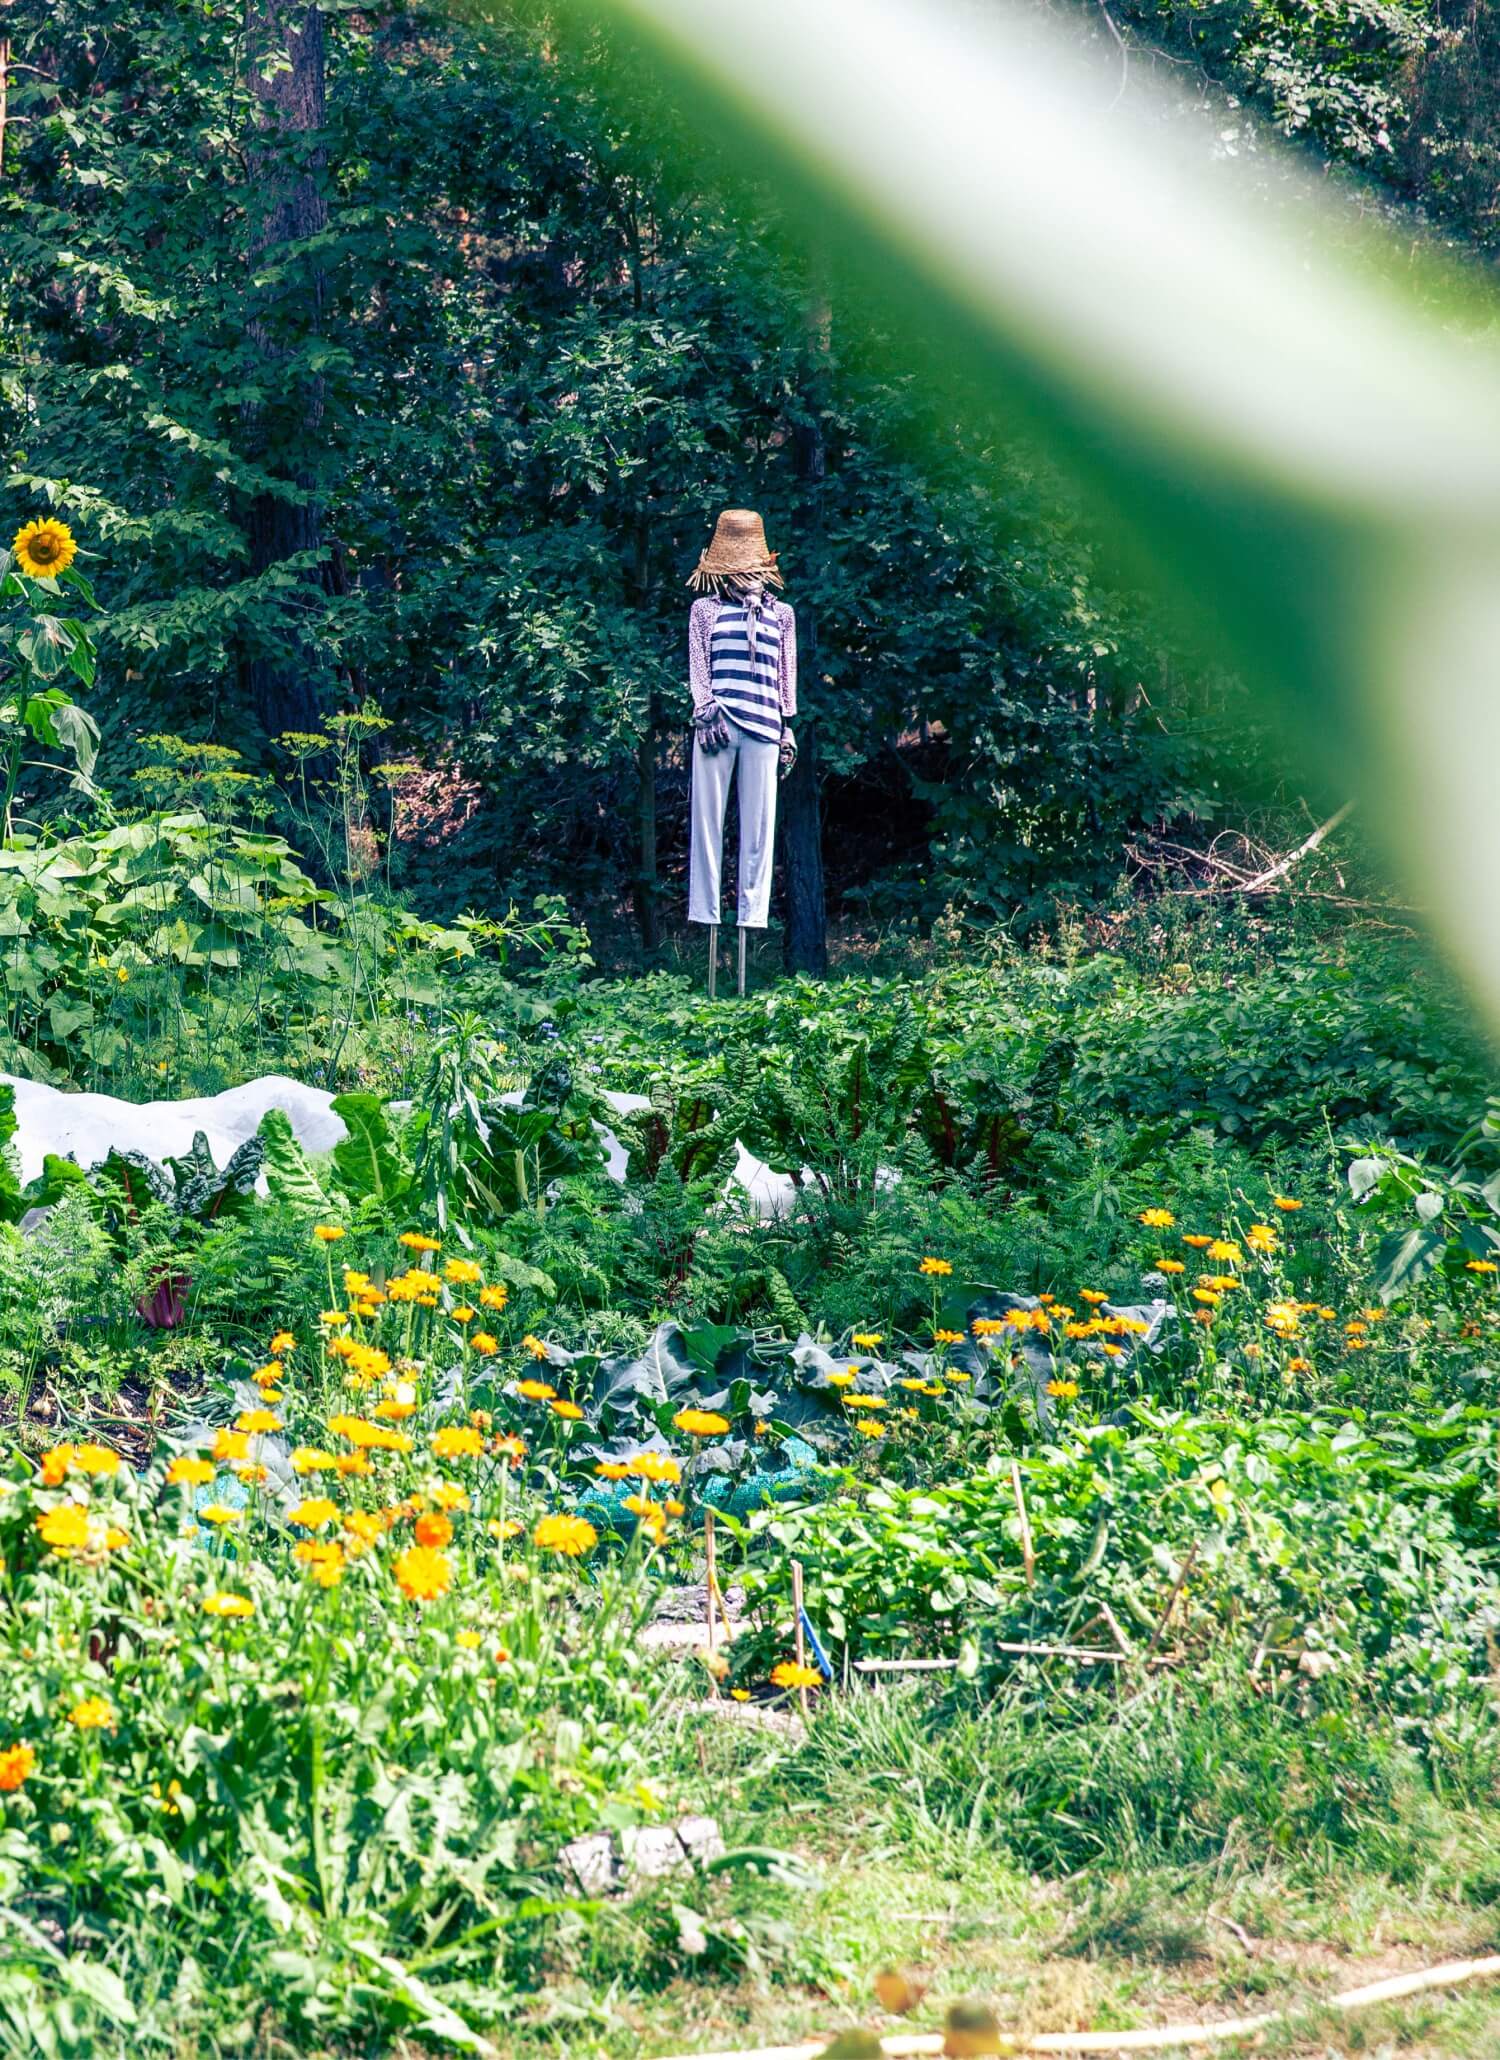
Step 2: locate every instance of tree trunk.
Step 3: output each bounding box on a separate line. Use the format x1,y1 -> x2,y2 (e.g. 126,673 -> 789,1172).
783,357 -> 829,977
241,1 -> 329,742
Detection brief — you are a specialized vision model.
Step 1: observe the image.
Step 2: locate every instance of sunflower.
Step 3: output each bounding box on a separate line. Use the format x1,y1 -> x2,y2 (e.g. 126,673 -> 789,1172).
13,517 -> 77,579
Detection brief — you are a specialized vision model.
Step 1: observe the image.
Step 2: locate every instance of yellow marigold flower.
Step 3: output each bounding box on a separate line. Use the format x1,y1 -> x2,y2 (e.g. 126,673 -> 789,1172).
207,1430 -> 246,1465
450,1305 -> 475,1324
493,1433 -> 527,1465
1192,1288 -> 1220,1306
202,1592 -> 254,1618
1467,1260 -> 1499,1275
313,1224 -> 346,1243
234,1409 -> 280,1435
344,1269 -> 373,1294
480,1283 -> 509,1309
623,1493 -> 664,1522
534,1512 -> 598,1558
596,1459 -> 631,1480
920,1382 -> 946,1397
196,1504 -> 241,1527
1047,1378 -> 1079,1400
467,1331 -> 498,1356
1079,1289 -> 1108,1305
394,1544 -> 453,1600
1138,1208 -> 1175,1228
456,1629 -> 482,1651
488,1517 -> 524,1540
521,1334 -> 550,1360
665,1498 -> 686,1517
289,1447 -> 336,1474
399,1231 -> 441,1253
37,1504 -> 90,1551
0,1742 -> 38,1790
336,1450 -> 373,1476
551,1399 -> 584,1421
918,1256 -> 953,1276
288,1497 -> 339,1530
854,1418 -> 886,1438
898,1376 -> 928,1390
1347,1336 -> 1370,1351
1101,1342 -> 1123,1358
1317,1307 -> 1338,1322
629,1451 -> 682,1485
1155,1259 -> 1186,1275
1272,1196 -> 1302,1212
13,517 -> 77,578
269,1331 -> 296,1354
414,1510 -> 453,1549
944,1369 -> 971,1383
516,1378 -> 556,1402
443,1257 -> 482,1285
1201,1274 -> 1242,1292
431,1482 -> 469,1513
971,1316 -> 1005,1336
932,1328 -> 965,1345
1246,1224 -> 1278,1254
165,1455 -> 215,1488
673,1408 -> 730,1436
39,1445 -> 74,1486
295,1539 -> 345,1587
431,1425 -> 484,1460
1264,1301 -> 1301,1336
769,1661 -> 822,1691
1363,1308 -> 1386,1322
67,1696 -> 114,1730
1181,1234 -> 1213,1249
70,1443 -> 119,1477
1206,1240 -> 1242,1265
1288,1356 -> 1313,1373
850,1331 -> 883,1349
343,1510 -> 383,1546
843,1393 -> 887,1410
825,1368 -> 857,1387
1208,1478 -> 1233,1513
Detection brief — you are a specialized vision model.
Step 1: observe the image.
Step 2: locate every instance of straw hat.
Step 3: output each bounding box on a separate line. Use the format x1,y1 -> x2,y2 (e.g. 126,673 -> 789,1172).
686,507 -> 784,591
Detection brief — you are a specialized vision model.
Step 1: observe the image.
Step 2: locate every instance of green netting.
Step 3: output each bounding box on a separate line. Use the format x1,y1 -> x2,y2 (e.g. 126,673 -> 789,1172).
577,1436 -> 821,1532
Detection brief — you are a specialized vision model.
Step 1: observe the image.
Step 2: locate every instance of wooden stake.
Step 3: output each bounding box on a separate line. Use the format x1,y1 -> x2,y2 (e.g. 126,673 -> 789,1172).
707,922 -> 718,1000
704,1507 -> 718,1674
737,922 -> 747,996
791,1559 -> 810,1718
1009,1458 -> 1035,1591
1145,1538 -> 1198,1660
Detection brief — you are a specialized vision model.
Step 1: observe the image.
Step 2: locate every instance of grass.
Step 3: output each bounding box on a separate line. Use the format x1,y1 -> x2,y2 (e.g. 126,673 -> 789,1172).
484,1672 -> 1500,2059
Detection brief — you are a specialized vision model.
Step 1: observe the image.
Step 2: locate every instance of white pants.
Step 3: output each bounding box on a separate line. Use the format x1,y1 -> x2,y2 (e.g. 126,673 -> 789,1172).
688,718 -> 779,928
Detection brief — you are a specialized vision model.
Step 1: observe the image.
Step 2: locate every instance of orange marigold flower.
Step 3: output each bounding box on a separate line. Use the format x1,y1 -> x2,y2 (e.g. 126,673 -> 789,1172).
479,1283 -> 509,1310
534,1512 -> 598,1557
36,1504 -> 90,1552
673,1408 -> 729,1436
431,1425 -> 484,1459
469,1331 -> 499,1356
165,1455 -> 215,1488
629,1451 -> 682,1485
0,1742 -> 37,1790
551,1399 -> 584,1421
414,1510 -> 453,1549
212,1429 -> 249,1464
313,1224 -> 346,1242
394,1544 -> 452,1600
1272,1197 -> 1302,1212
234,1409 -> 281,1435
516,1378 -> 556,1402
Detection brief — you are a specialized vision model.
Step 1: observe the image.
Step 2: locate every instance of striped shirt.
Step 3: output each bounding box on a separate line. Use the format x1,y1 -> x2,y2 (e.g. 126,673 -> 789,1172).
688,594 -> 797,733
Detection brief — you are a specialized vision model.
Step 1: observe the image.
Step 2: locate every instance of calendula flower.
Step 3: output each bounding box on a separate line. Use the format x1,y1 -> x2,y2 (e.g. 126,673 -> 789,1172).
551,1400 -> 584,1421
850,1331 -> 883,1349
1207,1240 -> 1242,1265
1079,1289 -> 1108,1306
623,1493 -> 664,1522
72,1443 -> 120,1478
413,1511 -> 453,1549
212,1429 -> 249,1464
596,1459 -> 631,1480
1288,1356 -> 1313,1373
1181,1234 -> 1213,1249
493,1433 -> 527,1465
488,1517 -> 523,1541
67,1696 -> 114,1730
321,1310 -> 350,1330
1272,1196 -> 1302,1212
769,1661 -> 822,1691
399,1231 -> 441,1253
295,1539 -> 345,1588
1047,1378 -> 1079,1399
944,1369 -> 971,1383
853,1418 -> 886,1438
234,1409 -> 281,1435
165,1455 -> 215,1488
516,1378 -> 556,1402
443,1256 -> 482,1285
269,1331 -> 296,1354
343,1510 -> 383,1547
918,1256 -> 953,1276
1192,1288 -> 1220,1307
394,1545 -> 452,1600
0,1742 -> 37,1790
201,1592 -> 254,1618
971,1317 -> 1005,1337
456,1630 -> 482,1651
1155,1259 -> 1186,1275
673,1408 -> 729,1436
450,1305 -> 475,1324
469,1331 -> 499,1356
291,1447 -> 338,1474
1467,1260 -> 1499,1275
13,517 -> 77,578
431,1425 -> 484,1459
932,1328 -> 965,1345
534,1512 -> 599,1557
843,1393 -> 887,1410
1138,1208 -> 1175,1228
313,1224 -> 346,1243
196,1504 -> 241,1528
37,1504 -> 90,1552
1246,1224 -> 1278,1254
629,1451 -> 682,1485
288,1498 -> 339,1531
480,1283 -> 509,1310
825,1368 -> 857,1388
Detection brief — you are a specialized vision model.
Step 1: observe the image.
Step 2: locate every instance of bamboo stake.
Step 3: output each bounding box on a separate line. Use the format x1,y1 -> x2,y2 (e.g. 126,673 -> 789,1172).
1009,1458 -> 1035,1590
653,1950 -> 1500,2059
791,1559 -> 810,1717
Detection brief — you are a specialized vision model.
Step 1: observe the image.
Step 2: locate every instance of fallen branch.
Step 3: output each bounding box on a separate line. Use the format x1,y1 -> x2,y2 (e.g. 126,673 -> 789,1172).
654,1950 -> 1500,2059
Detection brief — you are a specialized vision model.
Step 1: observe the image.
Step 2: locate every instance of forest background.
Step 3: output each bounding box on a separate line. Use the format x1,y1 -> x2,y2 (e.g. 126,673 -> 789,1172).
5,0 -> 1499,970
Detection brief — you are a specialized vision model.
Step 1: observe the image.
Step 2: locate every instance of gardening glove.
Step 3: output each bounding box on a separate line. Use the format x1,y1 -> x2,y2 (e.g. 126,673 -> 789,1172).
778,726 -> 798,780
694,699 -> 731,754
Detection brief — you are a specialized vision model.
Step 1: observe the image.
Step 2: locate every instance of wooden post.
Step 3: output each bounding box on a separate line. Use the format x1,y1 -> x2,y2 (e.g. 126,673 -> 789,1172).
1009,1458 -> 1035,1591
1145,1538 -> 1199,1659
791,1558 -> 810,1718
704,1508 -> 718,1658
